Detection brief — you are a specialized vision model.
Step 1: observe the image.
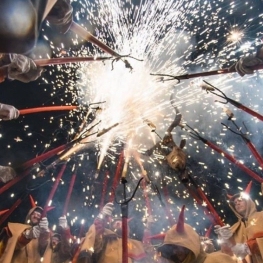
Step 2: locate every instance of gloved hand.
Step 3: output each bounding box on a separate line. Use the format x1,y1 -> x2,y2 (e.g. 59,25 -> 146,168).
0,103 -> 19,120
231,243 -> 251,259
58,216 -> 68,229
0,165 -> 16,183
39,217 -> 49,233
46,0 -> 73,34
229,55 -> 263,77
97,202 -> 114,219
24,226 -> 41,239
214,225 -> 233,241
8,54 -> 43,83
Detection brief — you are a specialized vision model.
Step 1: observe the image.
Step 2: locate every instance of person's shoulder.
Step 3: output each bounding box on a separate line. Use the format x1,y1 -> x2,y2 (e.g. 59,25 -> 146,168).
205,251 -> 236,263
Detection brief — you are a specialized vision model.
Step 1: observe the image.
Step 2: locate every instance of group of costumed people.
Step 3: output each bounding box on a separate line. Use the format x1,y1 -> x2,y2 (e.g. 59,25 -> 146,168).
1,183 -> 263,263
1,1 -> 263,263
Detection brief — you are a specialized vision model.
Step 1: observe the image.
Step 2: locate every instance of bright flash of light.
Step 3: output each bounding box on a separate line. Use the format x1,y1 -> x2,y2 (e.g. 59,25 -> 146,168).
77,0 -> 201,156
227,29 -> 244,44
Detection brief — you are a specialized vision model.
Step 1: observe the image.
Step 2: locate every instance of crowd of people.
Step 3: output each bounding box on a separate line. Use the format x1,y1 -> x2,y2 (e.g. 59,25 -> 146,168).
1,1 -> 263,263
0,184 -> 262,263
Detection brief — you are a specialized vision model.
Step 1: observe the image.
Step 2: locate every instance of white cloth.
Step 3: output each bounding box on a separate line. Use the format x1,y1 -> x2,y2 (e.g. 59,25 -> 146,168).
0,165 -> 16,183
39,217 -> 49,233
58,216 -> 68,229
8,54 -> 43,83
24,226 -> 41,239
231,243 -> 251,259
233,55 -> 263,76
0,103 -> 19,120
214,225 -> 233,241
97,202 -> 114,219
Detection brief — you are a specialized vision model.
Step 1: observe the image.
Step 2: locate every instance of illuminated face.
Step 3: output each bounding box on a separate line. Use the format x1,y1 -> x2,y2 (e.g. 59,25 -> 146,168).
111,219 -> 130,236
112,219 -> 122,236
30,210 -> 41,225
233,197 -> 247,216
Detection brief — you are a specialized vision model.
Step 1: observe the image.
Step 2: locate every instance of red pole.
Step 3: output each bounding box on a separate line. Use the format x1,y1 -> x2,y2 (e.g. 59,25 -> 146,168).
62,171 -> 77,216
42,163 -> 67,217
162,183 -> 176,226
200,138 -> 263,183
245,140 -> 263,170
122,216 -> 128,263
142,179 -> 152,218
0,169 -> 30,195
227,98 -> 263,122
19,106 -> 77,115
0,198 -> 23,225
195,187 -> 224,226
70,22 -> 121,57
21,144 -> 68,170
109,151 -> 124,202
99,171 -> 110,210
34,56 -> 111,66
152,64 -> 263,80
183,183 -> 218,225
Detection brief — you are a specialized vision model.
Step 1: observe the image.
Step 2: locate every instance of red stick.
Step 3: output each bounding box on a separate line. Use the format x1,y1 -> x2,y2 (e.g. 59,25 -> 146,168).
227,98 -> 263,122
42,163 -> 67,217
62,172 -> 77,216
70,22 -> 121,57
195,187 -> 224,226
0,197 -> 23,225
0,169 -> 30,195
162,184 -> 176,226
34,56 -> 111,67
245,140 -> 263,170
207,140 -> 263,183
19,106 -> 77,115
78,221 -> 85,238
109,151 -> 124,202
202,139 -> 263,183
122,216 -> 128,263
142,179 -> 152,218
99,171 -> 110,210
183,183 -> 219,225
160,64 -> 263,80
21,144 -> 68,170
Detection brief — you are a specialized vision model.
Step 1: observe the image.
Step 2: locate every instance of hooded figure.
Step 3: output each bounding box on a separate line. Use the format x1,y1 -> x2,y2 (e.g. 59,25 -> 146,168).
0,0 -> 72,54
214,182 -> 263,263
42,216 -> 72,263
229,192 -> 263,263
0,206 -> 50,263
73,203 -> 148,263
158,206 -> 236,263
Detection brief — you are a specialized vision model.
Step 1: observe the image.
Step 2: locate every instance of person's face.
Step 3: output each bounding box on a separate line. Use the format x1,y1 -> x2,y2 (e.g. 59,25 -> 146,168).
112,220 -> 122,235
233,197 -> 247,216
30,210 -> 41,225
170,245 -> 190,263
111,219 -> 130,236
51,236 -> 60,251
